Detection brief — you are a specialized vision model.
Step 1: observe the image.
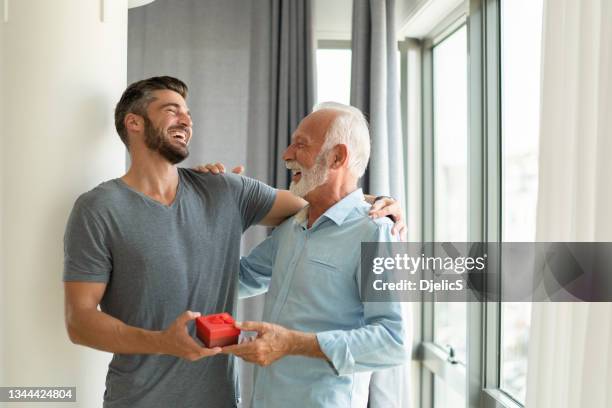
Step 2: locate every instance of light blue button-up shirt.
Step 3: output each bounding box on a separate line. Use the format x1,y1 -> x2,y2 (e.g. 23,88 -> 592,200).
238,189 -> 408,408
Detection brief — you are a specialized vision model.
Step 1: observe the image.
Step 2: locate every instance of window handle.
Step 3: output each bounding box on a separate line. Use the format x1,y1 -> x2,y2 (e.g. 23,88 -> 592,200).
446,344 -> 459,365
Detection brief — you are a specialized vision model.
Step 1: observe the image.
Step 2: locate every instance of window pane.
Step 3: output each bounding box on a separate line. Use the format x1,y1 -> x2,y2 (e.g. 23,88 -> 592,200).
432,25 -> 468,364
434,376 -> 466,408
501,303 -> 532,403
316,48 -> 351,105
500,0 -> 543,404
501,0 -> 542,243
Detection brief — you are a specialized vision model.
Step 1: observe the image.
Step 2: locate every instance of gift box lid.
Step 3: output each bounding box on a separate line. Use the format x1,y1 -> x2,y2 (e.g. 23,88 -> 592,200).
196,313 -> 240,338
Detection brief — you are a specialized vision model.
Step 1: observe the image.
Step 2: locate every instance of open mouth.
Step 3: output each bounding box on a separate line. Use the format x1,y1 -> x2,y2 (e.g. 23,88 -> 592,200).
291,169 -> 302,182
169,129 -> 188,145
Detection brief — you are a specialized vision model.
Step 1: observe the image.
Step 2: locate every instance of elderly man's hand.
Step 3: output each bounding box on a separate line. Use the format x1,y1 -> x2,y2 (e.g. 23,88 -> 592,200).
222,321 -> 293,366
192,162 -> 244,175
368,197 -> 407,241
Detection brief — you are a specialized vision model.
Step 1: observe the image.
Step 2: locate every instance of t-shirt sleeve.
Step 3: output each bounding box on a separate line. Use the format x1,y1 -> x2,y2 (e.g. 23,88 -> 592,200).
226,174 -> 277,230
63,196 -> 112,283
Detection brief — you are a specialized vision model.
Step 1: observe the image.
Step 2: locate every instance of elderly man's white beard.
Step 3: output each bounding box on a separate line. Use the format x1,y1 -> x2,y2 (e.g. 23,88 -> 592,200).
287,154 -> 329,198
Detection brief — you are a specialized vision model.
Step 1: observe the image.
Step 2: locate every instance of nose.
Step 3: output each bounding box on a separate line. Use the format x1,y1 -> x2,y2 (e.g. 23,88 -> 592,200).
282,144 -> 295,161
179,111 -> 193,128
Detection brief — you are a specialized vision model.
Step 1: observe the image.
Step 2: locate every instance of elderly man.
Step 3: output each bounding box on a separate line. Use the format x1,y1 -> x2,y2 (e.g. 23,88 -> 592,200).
222,102 -> 408,407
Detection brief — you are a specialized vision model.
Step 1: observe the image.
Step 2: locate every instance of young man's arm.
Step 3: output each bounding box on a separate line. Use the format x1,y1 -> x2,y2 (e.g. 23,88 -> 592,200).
258,190 -> 307,226
64,282 -> 220,361
193,163 -> 406,237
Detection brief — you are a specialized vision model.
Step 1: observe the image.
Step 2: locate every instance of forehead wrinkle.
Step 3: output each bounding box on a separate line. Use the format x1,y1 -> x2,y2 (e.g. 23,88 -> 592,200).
292,133 -> 311,143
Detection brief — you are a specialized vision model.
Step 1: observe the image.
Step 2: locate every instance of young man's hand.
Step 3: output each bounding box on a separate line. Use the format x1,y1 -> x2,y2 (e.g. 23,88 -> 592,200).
368,197 -> 407,241
157,311 -> 222,361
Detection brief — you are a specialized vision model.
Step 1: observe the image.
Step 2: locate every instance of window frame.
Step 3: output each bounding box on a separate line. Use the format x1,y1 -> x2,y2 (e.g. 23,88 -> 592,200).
317,39 -> 351,49
419,6 -> 470,407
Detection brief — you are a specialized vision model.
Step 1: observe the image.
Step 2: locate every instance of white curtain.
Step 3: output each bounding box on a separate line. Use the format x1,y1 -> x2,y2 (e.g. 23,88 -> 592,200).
526,1 -> 612,407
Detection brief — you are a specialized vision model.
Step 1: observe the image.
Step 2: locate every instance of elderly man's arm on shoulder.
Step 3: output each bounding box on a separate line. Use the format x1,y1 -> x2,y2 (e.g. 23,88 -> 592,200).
64,282 -> 221,361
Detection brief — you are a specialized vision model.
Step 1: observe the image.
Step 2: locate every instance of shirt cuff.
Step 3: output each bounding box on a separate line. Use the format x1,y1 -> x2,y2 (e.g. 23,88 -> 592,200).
316,330 -> 355,376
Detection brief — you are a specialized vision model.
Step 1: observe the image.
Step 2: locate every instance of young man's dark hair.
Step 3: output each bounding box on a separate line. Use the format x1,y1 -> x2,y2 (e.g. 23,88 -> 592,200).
114,76 -> 188,148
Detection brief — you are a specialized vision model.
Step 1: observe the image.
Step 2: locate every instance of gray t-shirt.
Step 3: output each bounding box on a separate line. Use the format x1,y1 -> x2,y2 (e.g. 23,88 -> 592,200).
63,168 -> 276,408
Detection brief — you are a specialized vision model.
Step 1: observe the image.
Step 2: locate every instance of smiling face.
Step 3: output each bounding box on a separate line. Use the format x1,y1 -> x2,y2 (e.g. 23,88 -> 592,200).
283,110 -> 338,198
141,89 -> 193,164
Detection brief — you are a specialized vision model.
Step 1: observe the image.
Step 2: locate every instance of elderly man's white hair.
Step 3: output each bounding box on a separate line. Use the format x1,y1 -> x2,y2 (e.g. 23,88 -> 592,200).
313,102 -> 371,178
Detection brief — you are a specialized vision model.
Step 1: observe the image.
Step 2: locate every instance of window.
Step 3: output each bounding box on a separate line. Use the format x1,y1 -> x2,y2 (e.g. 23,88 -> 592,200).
403,0 -> 545,406
420,22 -> 469,408
500,0 -> 543,404
432,25 -> 468,366
433,26 -> 468,244
434,376 -> 465,408
315,44 -> 351,105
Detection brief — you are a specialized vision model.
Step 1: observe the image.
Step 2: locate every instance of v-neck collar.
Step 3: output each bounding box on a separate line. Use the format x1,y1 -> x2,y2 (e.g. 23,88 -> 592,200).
115,172 -> 183,210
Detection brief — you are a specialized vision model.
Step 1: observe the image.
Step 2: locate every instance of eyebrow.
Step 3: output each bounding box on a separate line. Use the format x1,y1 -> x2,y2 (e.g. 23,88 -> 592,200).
292,134 -> 309,143
160,102 -> 191,117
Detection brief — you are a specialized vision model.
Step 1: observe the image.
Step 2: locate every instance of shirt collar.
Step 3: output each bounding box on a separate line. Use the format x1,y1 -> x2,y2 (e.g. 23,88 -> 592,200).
295,188 -> 365,228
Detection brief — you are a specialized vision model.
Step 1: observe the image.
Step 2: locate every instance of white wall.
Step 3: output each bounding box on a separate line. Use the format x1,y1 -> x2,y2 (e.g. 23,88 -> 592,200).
396,0 -> 466,39
1,1 -> 128,406
396,0 -> 426,28
314,0 -> 352,40
314,0 -> 429,41
0,0 -> 5,388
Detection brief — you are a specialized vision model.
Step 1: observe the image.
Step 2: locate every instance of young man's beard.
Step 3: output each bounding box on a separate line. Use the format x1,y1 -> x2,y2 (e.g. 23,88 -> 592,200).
143,116 -> 189,164
288,151 -> 329,198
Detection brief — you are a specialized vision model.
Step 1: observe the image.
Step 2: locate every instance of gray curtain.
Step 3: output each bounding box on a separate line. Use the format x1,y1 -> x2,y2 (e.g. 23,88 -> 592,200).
128,1 -> 315,405
247,0 -> 316,190
128,0 -> 253,168
350,1 -> 410,406
241,2 -> 315,404
350,0 -> 405,202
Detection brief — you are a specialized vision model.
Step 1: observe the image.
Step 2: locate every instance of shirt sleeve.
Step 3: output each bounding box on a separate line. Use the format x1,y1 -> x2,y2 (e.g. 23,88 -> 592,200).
315,221 -> 409,375
238,227 -> 281,299
226,174 -> 277,231
63,196 -> 112,282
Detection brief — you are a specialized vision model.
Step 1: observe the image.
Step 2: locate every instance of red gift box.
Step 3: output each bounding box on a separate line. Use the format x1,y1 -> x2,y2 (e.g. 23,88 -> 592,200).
196,313 -> 240,348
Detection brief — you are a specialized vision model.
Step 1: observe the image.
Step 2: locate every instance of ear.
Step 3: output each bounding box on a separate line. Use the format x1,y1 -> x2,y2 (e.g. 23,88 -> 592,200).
124,112 -> 143,134
330,144 -> 349,169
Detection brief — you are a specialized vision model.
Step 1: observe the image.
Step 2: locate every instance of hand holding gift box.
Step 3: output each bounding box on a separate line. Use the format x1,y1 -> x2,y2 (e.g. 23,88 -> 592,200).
196,313 -> 241,348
